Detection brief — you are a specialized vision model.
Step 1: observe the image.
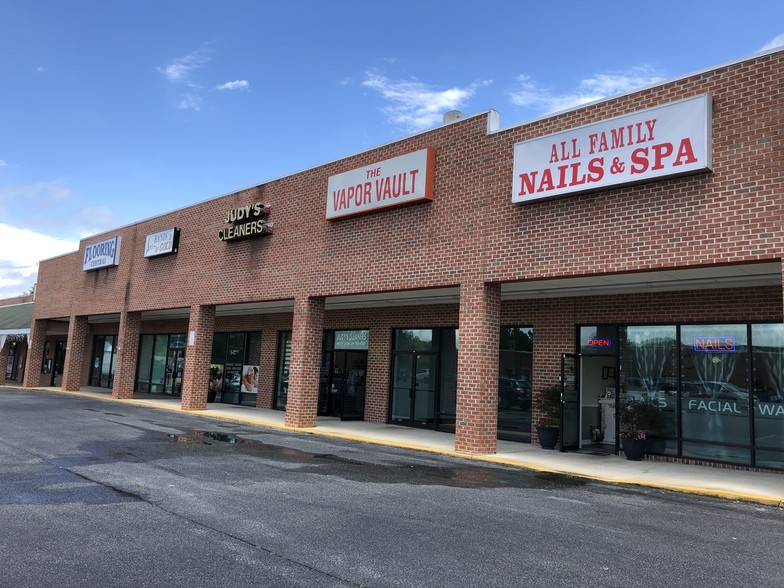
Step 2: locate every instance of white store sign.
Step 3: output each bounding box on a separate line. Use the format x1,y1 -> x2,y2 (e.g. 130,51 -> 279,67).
82,236 -> 121,272
144,228 -> 179,258
512,94 -> 712,203
326,147 -> 435,220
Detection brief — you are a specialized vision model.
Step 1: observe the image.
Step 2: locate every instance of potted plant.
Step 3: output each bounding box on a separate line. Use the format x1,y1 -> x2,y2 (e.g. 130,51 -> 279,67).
617,396 -> 661,461
535,385 -> 562,450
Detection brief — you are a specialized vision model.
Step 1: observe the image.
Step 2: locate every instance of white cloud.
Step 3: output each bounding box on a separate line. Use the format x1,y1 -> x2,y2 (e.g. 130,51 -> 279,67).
177,94 -> 203,111
215,80 -> 249,91
509,65 -> 665,115
75,206 -> 115,238
158,48 -> 211,87
760,33 -> 784,51
0,224 -> 78,299
36,66 -> 45,73
362,72 -> 492,132
0,180 -> 74,218
0,159 -> 6,167
0,180 -> 115,240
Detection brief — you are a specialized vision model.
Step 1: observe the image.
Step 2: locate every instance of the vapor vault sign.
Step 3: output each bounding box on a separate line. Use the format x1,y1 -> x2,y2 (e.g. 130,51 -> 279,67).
326,147 -> 435,220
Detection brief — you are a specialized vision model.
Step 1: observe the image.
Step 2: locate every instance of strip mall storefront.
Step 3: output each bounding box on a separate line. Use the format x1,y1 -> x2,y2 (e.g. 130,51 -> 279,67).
24,49 -> 784,471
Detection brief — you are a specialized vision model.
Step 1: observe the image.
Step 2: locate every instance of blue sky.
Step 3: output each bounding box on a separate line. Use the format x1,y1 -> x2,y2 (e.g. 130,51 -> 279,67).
0,1 -> 782,299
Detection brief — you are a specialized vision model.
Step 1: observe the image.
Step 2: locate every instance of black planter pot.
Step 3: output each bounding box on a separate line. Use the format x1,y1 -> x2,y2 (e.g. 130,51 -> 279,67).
537,427 -> 559,450
622,436 -> 646,461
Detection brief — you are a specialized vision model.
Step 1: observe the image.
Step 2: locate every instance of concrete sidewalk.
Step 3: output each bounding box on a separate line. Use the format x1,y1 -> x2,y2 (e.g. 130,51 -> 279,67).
9,386 -> 784,507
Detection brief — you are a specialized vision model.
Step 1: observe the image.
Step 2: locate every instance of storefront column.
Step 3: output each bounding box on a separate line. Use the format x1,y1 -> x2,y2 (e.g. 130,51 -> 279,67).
22,320 -> 47,388
284,296 -> 324,428
0,337 -> 9,386
181,304 -> 215,410
112,311 -> 141,399
364,323 -> 391,423
455,281 -> 501,454
62,315 -> 88,391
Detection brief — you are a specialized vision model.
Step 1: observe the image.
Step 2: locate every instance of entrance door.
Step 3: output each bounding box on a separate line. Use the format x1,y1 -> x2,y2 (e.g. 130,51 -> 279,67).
51,341 -> 66,387
560,353 -> 580,451
391,351 -> 437,426
6,343 -> 15,379
324,350 -> 367,420
164,349 -> 185,395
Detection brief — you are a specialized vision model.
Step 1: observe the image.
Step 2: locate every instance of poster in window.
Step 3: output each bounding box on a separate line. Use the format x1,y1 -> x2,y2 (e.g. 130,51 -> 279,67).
241,365 -> 259,393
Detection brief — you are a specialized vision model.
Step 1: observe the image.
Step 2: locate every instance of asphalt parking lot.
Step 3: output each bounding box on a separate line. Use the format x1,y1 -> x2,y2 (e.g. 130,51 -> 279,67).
1,388 -> 783,587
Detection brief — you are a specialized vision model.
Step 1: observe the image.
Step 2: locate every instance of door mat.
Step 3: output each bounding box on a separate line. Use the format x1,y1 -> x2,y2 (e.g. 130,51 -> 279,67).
576,448 -> 615,456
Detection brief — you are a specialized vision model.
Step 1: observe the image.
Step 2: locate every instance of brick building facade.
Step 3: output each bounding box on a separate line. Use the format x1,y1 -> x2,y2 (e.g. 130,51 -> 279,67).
24,49 -> 784,470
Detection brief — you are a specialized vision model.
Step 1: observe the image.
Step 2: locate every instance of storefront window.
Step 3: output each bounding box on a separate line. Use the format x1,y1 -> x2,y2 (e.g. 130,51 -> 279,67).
210,332 -> 261,406
498,327 -> 533,443
89,335 -> 117,388
575,322 -> 784,469
390,328 -> 458,430
319,330 -> 368,420
751,324 -> 784,469
438,329 -> 458,432
136,336 -> 154,393
274,331 -> 292,410
619,326 -> 677,455
150,335 -> 169,394
580,326 -> 616,356
41,341 -> 51,374
135,333 -> 187,395
680,324 -> 750,465
394,329 -> 433,352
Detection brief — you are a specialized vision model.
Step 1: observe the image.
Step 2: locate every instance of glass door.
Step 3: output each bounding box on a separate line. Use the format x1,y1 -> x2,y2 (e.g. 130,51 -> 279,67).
164,348 -> 185,395
339,351 -> 366,420
51,341 -> 66,387
391,351 -> 437,425
413,353 -> 436,424
89,336 -> 116,388
560,353 -> 580,451
321,350 -> 368,420
391,351 -> 414,423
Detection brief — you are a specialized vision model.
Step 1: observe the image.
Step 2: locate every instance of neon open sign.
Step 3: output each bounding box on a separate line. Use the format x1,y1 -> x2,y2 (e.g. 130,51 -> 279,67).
587,338 -> 612,348
693,336 -> 736,352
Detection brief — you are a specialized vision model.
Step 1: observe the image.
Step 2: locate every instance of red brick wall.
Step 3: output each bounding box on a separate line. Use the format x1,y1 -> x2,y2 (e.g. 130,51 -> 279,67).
0,295 -> 33,307
33,52 -> 783,324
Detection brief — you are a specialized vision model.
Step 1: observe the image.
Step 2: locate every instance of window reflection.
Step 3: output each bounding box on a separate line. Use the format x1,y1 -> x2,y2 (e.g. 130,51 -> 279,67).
752,324 -> 784,469
498,327 -> 533,443
680,324 -> 749,464
620,326 -> 677,455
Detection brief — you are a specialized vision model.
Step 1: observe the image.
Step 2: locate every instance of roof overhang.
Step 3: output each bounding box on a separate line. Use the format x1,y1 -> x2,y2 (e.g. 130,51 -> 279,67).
73,262 -> 781,323
501,262 -> 781,299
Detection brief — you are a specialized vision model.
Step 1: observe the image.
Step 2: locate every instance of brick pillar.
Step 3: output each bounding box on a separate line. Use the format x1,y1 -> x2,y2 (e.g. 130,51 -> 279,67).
62,315 -> 88,391
112,311 -> 141,399
364,323 -> 391,423
455,281 -> 500,454
284,296 -> 324,428
0,336 -> 9,386
23,320 -> 47,387
181,304 -> 215,410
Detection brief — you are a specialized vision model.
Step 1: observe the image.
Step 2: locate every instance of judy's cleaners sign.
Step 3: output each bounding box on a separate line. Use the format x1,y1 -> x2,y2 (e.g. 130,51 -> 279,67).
326,147 -> 435,220
512,94 -> 712,203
